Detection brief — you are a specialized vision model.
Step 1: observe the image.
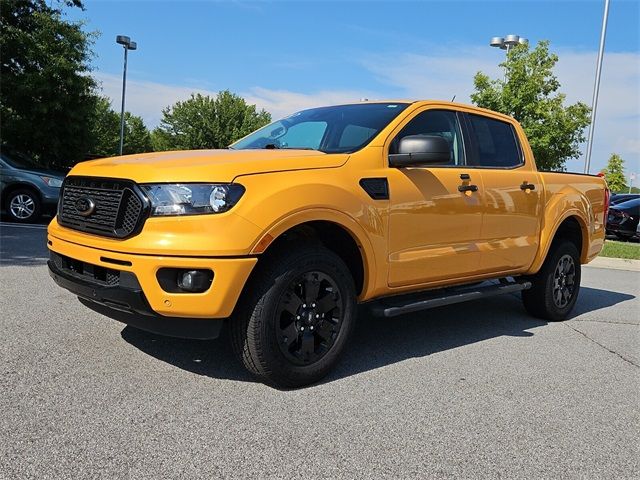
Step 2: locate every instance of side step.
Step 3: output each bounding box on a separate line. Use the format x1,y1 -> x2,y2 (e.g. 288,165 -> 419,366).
370,279 -> 532,318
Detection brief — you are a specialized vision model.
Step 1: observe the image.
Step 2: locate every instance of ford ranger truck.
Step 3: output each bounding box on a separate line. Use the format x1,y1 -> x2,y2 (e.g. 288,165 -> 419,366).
47,101 -> 608,388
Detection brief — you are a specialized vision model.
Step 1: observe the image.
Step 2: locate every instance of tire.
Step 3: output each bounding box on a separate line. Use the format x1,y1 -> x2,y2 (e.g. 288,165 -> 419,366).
230,243 -> 357,388
522,240 -> 581,321
5,188 -> 42,223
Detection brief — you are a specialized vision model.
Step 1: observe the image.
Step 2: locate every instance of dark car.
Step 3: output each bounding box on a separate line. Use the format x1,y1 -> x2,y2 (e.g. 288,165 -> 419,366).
0,152 -> 66,223
606,197 -> 640,240
610,193 -> 640,206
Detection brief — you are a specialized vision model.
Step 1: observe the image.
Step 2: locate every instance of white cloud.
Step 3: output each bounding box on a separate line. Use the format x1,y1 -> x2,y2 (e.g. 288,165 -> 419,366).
95,45 -> 639,176
94,72 -> 219,128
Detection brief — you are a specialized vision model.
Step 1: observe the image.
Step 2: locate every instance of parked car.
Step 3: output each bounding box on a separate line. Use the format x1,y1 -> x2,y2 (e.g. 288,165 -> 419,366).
610,193 -> 639,206
606,197 -> 640,240
47,100 -> 608,387
0,152 -> 65,223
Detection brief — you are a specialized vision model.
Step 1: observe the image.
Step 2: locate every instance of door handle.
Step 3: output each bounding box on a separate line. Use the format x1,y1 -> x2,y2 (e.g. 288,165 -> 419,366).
520,182 -> 535,191
458,184 -> 478,193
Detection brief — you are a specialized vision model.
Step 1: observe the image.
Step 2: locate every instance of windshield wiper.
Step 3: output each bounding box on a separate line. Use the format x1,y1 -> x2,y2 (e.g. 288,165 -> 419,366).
263,144 -> 317,151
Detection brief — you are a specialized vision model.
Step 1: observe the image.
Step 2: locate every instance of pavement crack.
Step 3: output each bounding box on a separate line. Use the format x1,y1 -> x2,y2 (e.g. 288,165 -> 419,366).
564,323 -> 639,368
570,319 -> 639,326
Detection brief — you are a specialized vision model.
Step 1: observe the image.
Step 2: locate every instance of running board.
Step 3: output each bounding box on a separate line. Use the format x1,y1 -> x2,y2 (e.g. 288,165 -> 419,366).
370,280 -> 532,318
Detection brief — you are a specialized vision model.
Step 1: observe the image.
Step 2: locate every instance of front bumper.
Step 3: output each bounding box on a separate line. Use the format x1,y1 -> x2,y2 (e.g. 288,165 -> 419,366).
48,257 -> 224,339
47,234 -> 258,336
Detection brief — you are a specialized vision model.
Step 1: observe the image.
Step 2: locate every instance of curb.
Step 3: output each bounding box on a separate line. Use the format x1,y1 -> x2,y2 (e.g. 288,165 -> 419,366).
585,256 -> 640,272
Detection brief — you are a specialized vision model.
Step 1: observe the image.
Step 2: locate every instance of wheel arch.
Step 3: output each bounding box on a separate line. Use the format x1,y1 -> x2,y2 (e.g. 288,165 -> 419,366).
2,181 -> 42,204
529,212 -> 589,274
249,209 -> 376,298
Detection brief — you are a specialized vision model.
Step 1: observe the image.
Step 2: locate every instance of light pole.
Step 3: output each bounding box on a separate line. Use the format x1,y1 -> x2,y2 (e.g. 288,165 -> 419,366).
490,34 -> 528,82
116,35 -> 137,156
584,0 -> 610,174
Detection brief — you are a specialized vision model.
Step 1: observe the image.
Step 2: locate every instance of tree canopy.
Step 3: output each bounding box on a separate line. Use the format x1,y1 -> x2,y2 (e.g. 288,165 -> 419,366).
600,153 -> 627,193
1,0 -> 97,167
471,41 -> 590,171
151,91 -> 271,151
88,96 -> 152,157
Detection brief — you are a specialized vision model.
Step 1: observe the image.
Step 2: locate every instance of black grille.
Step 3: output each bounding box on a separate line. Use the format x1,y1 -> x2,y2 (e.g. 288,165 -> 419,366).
50,251 -> 121,287
58,177 -> 149,238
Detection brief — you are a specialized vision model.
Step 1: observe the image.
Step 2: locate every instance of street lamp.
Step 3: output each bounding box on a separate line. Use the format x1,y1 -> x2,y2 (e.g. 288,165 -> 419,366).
584,0 -> 610,174
490,34 -> 528,82
116,35 -> 137,156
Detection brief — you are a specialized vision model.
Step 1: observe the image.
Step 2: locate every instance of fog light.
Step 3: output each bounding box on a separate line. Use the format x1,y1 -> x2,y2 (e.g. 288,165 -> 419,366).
177,270 -> 213,292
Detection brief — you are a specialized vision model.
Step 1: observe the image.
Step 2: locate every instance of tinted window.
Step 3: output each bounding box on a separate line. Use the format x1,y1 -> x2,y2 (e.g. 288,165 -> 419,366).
466,114 -> 522,167
231,103 -> 410,153
391,110 -> 464,166
277,121 -> 327,150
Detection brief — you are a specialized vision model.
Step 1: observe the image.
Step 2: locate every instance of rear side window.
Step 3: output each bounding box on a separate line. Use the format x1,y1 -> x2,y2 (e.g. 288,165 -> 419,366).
466,114 -> 522,168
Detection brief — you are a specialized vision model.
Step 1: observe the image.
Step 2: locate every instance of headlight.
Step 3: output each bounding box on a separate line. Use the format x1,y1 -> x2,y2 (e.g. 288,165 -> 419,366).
41,176 -> 63,188
140,183 -> 245,216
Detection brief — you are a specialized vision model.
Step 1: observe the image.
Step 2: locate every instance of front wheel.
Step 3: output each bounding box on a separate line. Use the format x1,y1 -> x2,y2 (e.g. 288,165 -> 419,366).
522,240 -> 581,321
6,189 -> 41,223
230,244 -> 357,388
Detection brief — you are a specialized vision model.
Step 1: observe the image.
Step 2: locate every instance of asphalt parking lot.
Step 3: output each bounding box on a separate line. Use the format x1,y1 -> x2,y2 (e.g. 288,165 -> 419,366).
1,222 -> 638,479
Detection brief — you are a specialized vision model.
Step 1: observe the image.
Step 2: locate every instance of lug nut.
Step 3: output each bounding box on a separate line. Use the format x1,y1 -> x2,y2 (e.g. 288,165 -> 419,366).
311,303 -> 316,308
302,304 -> 306,308
296,315 -> 300,319
315,314 -> 320,318
300,326 -> 305,331
310,326 -> 314,330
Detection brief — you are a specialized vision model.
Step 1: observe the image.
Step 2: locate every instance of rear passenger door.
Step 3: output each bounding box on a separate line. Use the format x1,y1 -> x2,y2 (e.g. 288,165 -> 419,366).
463,113 -> 542,273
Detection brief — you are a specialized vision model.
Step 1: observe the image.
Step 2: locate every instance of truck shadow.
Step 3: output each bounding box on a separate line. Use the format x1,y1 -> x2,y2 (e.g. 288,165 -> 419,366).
120,286 -> 634,386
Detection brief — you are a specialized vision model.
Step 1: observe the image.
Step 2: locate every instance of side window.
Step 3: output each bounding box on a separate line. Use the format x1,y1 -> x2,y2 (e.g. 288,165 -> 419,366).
466,114 -> 522,168
390,110 -> 464,166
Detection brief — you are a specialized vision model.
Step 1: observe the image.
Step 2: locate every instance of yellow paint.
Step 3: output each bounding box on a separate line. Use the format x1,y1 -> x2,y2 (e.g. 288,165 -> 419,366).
48,101 -> 607,318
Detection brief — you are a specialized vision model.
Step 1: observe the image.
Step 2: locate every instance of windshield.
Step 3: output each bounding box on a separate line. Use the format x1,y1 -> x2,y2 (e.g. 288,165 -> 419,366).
1,151 -> 41,170
231,102 -> 410,153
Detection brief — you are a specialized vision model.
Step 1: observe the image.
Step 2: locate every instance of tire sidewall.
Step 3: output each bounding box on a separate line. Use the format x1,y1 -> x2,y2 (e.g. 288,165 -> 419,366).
540,241 -> 581,320
256,249 -> 357,385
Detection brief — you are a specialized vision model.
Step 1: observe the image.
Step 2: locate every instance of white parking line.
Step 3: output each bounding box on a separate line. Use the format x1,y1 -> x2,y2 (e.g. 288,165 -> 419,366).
0,222 -> 48,230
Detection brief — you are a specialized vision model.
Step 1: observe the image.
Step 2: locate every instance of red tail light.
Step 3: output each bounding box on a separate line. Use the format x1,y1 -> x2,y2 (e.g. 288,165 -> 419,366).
604,187 -> 610,220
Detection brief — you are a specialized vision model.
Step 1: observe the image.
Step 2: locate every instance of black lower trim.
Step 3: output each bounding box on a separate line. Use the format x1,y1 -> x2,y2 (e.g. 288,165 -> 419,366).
48,258 -> 224,340
369,279 -> 532,318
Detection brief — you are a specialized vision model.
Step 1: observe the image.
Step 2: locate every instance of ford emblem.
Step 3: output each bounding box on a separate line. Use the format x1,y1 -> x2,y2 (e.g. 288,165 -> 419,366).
74,196 -> 96,217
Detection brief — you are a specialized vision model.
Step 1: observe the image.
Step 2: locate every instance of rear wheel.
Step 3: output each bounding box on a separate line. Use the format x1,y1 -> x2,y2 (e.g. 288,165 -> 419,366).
230,244 -> 357,388
522,240 -> 581,321
6,189 -> 41,223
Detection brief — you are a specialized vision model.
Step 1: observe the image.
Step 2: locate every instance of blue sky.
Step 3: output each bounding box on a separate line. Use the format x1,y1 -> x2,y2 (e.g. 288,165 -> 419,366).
69,0 -> 639,176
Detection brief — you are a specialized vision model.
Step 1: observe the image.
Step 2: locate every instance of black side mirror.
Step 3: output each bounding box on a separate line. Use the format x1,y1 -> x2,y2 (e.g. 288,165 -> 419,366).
388,135 -> 451,167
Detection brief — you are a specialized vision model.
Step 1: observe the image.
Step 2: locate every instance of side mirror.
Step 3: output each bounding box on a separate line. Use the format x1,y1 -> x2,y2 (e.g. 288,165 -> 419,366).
388,135 -> 451,167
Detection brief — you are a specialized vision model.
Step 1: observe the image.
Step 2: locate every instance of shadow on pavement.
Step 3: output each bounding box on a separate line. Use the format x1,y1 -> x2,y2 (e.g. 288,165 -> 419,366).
0,222 -> 49,266
120,286 -> 634,386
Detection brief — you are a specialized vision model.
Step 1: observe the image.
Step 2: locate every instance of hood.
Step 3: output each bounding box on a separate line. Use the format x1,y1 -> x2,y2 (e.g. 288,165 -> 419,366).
68,149 -> 349,183
20,167 -> 66,179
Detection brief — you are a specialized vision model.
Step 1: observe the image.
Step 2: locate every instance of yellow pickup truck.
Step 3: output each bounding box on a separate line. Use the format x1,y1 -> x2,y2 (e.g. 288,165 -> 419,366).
48,101 -> 609,387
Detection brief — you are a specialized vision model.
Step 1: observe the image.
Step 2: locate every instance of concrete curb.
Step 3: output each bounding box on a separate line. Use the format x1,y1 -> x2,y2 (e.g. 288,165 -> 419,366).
585,256 -> 640,272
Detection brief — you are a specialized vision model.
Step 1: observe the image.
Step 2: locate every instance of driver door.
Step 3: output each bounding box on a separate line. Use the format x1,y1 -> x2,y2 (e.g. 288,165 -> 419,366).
386,109 -> 484,287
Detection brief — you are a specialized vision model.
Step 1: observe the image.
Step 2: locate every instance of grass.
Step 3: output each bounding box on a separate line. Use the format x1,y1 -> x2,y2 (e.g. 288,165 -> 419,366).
600,239 -> 640,260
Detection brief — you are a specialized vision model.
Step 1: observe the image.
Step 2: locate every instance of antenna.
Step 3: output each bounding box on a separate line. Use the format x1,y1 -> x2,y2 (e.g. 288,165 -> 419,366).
451,95 -> 456,102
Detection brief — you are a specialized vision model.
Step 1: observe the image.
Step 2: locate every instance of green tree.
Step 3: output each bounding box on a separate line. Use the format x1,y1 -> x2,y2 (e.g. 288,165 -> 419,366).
471,41 -> 590,171
600,153 -> 627,193
152,91 -> 271,151
87,96 -> 153,157
0,0 -> 97,167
